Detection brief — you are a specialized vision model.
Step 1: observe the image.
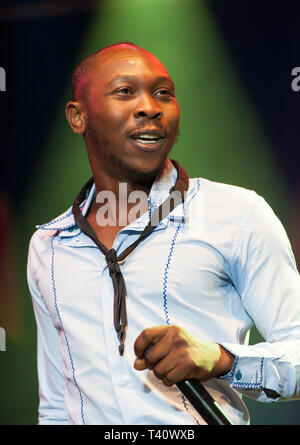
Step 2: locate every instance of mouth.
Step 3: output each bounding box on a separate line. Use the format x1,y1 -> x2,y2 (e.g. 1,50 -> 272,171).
129,129 -> 166,148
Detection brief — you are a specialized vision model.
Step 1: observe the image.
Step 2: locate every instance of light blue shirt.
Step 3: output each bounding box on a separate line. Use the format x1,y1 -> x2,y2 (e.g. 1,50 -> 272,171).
27,159 -> 300,425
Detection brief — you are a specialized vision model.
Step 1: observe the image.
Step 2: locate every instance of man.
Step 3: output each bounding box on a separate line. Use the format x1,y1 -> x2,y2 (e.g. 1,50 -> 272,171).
27,42 -> 300,425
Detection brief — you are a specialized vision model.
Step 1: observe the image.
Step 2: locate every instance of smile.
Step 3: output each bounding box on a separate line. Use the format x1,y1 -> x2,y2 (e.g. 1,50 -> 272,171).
129,130 -> 166,151
129,135 -> 165,151
134,134 -> 162,144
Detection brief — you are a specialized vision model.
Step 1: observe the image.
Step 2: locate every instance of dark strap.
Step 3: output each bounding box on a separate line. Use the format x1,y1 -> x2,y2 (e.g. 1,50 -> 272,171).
72,159 -> 189,355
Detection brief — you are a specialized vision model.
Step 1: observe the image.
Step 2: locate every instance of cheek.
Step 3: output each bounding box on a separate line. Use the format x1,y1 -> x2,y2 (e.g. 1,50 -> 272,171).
101,135 -> 110,146
86,106 -> 128,149
106,103 -> 128,120
90,105 -> 128,135
167,103 -> 180,130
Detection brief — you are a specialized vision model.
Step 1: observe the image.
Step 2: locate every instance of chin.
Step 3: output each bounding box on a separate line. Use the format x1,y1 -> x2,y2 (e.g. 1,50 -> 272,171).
123,163 -> 161,186
110,153 -> 168,186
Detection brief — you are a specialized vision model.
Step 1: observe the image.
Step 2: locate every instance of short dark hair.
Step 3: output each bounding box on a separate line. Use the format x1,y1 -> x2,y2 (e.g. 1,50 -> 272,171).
71,41 -> 142,102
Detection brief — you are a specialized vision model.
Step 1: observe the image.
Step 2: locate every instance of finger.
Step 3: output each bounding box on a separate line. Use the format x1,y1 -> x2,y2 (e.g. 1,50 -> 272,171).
162,363 -> 192,387
133,358 -> 147,371
162,367 -> 180,387
134,326 -> 170,359
134,334 -> 173,371
143,330 -> 183,370
152,354 -> 179,381
153,349 -> 196,385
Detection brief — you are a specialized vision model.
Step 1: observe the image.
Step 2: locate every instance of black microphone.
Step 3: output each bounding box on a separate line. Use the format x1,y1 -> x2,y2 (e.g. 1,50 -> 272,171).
176,379 -> 234,425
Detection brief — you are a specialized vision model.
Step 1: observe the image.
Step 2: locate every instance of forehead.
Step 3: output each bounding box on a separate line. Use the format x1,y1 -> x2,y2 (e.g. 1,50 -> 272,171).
90,47 -> 172,89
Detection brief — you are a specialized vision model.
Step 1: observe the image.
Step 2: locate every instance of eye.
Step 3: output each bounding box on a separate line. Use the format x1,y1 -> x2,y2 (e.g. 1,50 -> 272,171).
116,87 -> 131,95
157,89 -> 168,95
156,89 -> 173,97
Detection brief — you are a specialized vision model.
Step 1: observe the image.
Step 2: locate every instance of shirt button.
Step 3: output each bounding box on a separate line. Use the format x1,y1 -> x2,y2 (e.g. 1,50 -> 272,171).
235,370 -> 242,380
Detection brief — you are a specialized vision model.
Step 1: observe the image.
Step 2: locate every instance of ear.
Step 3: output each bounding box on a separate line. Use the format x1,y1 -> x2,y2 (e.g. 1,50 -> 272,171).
65,101 -> 86,135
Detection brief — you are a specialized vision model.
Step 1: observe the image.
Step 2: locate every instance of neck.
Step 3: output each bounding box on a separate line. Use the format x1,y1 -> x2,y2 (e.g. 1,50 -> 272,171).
93,172 -> 153,198
87,159 -> 169,227
91,155 -> 170,197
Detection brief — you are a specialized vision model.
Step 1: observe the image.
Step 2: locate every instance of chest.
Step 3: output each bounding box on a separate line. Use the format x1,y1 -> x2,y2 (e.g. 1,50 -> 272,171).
38,223 -> 233,337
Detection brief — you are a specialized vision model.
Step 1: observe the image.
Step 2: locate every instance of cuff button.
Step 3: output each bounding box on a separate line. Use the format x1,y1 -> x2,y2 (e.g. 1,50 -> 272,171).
235,370 -> 242,380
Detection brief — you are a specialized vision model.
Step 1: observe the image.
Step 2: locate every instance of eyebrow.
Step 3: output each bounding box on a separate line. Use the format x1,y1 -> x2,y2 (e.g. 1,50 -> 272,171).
105,74 -> 175,90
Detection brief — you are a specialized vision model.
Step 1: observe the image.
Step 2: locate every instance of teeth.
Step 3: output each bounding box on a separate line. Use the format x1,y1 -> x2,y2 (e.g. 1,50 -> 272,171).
137,134 -> 160,140
137,138 -> 158,144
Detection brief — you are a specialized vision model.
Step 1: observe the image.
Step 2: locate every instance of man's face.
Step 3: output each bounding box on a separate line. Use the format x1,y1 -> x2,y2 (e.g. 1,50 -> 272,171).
82,46 -> 180,182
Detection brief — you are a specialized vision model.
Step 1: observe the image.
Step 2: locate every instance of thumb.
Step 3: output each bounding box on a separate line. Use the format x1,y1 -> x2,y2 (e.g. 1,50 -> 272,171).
133,358 -> 147,371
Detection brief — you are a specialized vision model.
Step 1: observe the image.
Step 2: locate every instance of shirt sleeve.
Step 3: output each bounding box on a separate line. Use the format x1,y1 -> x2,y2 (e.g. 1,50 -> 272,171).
220,196 -> 300,402
27,234 -> 68,424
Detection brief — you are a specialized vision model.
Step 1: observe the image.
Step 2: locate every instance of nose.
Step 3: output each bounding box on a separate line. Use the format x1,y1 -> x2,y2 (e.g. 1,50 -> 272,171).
134,93 -> 162,120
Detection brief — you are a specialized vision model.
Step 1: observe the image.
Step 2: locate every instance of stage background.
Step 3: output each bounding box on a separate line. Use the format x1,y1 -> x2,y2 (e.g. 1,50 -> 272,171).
1,0 -> 300,425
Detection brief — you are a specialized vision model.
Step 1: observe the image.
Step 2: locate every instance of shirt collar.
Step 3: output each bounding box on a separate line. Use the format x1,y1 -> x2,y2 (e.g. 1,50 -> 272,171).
36,159 -> 198,234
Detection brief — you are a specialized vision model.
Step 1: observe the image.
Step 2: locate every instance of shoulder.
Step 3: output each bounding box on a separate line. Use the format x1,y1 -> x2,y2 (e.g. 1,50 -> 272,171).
188,177 -> 287,246
190,177 -> 266,223
194,177 -> 262,205
194,178 -> 290,252
28,205 -> 75,258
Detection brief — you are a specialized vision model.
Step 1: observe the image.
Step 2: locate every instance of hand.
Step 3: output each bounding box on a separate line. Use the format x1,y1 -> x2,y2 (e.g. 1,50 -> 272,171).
134,325 -> 234,387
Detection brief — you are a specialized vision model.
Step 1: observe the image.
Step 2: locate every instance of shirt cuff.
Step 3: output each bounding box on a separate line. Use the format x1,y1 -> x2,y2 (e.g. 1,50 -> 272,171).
218,343 -> 285,401
220,353 -> 264,390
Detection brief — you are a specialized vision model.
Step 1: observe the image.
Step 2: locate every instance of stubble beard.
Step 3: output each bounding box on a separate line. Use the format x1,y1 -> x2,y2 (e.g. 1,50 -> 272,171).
85,122 -> 180,190
107,151 -> 167,190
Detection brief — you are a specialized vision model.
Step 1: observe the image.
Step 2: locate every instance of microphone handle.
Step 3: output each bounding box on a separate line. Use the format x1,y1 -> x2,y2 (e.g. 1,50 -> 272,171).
176,379 -> 234,425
